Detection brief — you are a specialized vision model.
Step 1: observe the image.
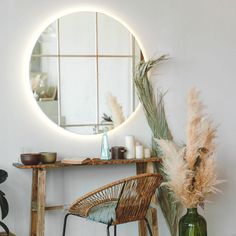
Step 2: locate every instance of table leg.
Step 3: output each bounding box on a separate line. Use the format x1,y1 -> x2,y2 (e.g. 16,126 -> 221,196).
30,169 -> 38,236
136,162 -> 159,236
150,206 -> 159,236
36,169 -> 47,236
136,163 -> 147,236
147,162 -> 159,236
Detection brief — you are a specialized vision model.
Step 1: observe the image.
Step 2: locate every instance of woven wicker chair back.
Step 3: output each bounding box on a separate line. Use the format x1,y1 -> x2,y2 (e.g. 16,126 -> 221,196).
114,174 -> 161,224
68,173 -> 162,225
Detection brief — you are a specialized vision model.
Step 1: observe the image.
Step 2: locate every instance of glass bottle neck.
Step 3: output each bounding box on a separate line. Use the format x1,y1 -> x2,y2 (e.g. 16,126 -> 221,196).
187,208 -> 198,214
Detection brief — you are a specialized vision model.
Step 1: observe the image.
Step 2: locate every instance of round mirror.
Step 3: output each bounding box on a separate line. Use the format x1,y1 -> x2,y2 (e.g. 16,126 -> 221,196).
30,11 -> 142,134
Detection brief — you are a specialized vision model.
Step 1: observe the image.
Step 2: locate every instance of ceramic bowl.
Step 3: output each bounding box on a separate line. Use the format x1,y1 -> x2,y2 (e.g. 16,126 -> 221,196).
40,152 -> 57,164
20,153 -> 41,165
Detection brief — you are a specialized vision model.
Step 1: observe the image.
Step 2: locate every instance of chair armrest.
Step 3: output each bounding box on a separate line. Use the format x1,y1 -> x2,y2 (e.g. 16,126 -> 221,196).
68,173 -> 162,217
69,181 -> 124,217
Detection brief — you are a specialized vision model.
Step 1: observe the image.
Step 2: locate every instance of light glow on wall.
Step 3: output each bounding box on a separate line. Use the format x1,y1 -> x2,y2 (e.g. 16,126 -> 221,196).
23,5 -> 147,140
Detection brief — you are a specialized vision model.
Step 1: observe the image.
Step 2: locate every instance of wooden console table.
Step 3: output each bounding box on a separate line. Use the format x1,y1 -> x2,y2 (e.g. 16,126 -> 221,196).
13,157 -> 161,236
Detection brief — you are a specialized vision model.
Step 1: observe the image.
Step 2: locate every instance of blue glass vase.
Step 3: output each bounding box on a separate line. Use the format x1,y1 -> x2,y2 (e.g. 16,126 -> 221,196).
179,208 -> 207,236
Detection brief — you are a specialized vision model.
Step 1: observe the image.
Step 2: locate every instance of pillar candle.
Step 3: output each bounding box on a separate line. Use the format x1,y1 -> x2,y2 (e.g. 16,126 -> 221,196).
144,148 -> 151,158
136,145 -> 143,159
125,135 -> 135,159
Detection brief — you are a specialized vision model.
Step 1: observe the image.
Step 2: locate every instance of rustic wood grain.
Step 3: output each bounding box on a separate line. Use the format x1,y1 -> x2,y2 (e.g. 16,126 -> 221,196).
136,163 -> 147,236
36,169 -> 46,236
0,233 -> 15,236
150,207 -> 158,236
139,220 -> 147,236
31,205 -> 65,212
13,157 -> 160,169
45,205 -> 64,211
30,169 -> 38,236
147,162 -> 159,236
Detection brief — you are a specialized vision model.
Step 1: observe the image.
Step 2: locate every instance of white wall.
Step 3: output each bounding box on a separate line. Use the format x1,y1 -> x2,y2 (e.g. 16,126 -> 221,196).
1,0 -> 236,235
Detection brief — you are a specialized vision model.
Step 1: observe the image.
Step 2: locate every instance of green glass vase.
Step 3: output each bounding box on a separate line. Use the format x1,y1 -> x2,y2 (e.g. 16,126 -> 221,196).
179,208 -> 207,236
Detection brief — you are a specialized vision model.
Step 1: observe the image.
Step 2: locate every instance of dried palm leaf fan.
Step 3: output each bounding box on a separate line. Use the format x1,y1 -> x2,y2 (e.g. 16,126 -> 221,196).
133,56 -> 183,236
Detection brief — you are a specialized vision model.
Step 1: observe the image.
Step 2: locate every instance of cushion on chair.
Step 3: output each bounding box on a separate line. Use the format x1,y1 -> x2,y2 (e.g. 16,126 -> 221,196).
86,201 -> 117,224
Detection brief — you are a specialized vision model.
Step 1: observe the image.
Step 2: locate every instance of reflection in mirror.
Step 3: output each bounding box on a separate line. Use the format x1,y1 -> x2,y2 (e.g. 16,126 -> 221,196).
30,12 -> 142,135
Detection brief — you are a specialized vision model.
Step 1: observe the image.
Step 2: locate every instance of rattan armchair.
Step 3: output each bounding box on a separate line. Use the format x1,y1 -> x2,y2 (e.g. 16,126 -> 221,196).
62,173 -> 162,236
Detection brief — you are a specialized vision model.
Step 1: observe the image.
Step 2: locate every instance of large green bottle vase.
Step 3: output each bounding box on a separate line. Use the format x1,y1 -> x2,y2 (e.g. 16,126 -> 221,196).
179,208 -> 207,236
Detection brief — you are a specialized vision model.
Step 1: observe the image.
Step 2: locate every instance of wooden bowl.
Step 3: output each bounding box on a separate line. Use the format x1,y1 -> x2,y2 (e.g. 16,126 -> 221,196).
40,152 -> 57,164
20,153 -> 41,165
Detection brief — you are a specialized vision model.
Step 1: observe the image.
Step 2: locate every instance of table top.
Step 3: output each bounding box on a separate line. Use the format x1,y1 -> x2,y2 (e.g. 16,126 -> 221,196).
13,157 -> 161,169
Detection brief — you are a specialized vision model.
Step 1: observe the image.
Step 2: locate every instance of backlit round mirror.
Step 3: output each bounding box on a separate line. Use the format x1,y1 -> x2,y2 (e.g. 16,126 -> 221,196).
30,11 -> 142,134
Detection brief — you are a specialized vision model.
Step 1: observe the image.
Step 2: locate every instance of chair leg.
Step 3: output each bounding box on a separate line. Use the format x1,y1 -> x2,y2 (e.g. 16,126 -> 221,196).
114,225 -> 117,236
145,218 -> 153,236
107,225 -> 111,236
62,213 -> 71,236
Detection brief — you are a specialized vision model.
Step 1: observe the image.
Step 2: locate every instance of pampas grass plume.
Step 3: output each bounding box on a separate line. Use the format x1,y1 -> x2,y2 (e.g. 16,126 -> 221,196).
157,88 -> 222,208
107,93 -> 125,127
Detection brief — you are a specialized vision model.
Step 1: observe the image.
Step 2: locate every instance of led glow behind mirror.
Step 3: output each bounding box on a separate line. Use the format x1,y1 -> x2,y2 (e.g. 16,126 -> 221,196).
29,11 -> 142,135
